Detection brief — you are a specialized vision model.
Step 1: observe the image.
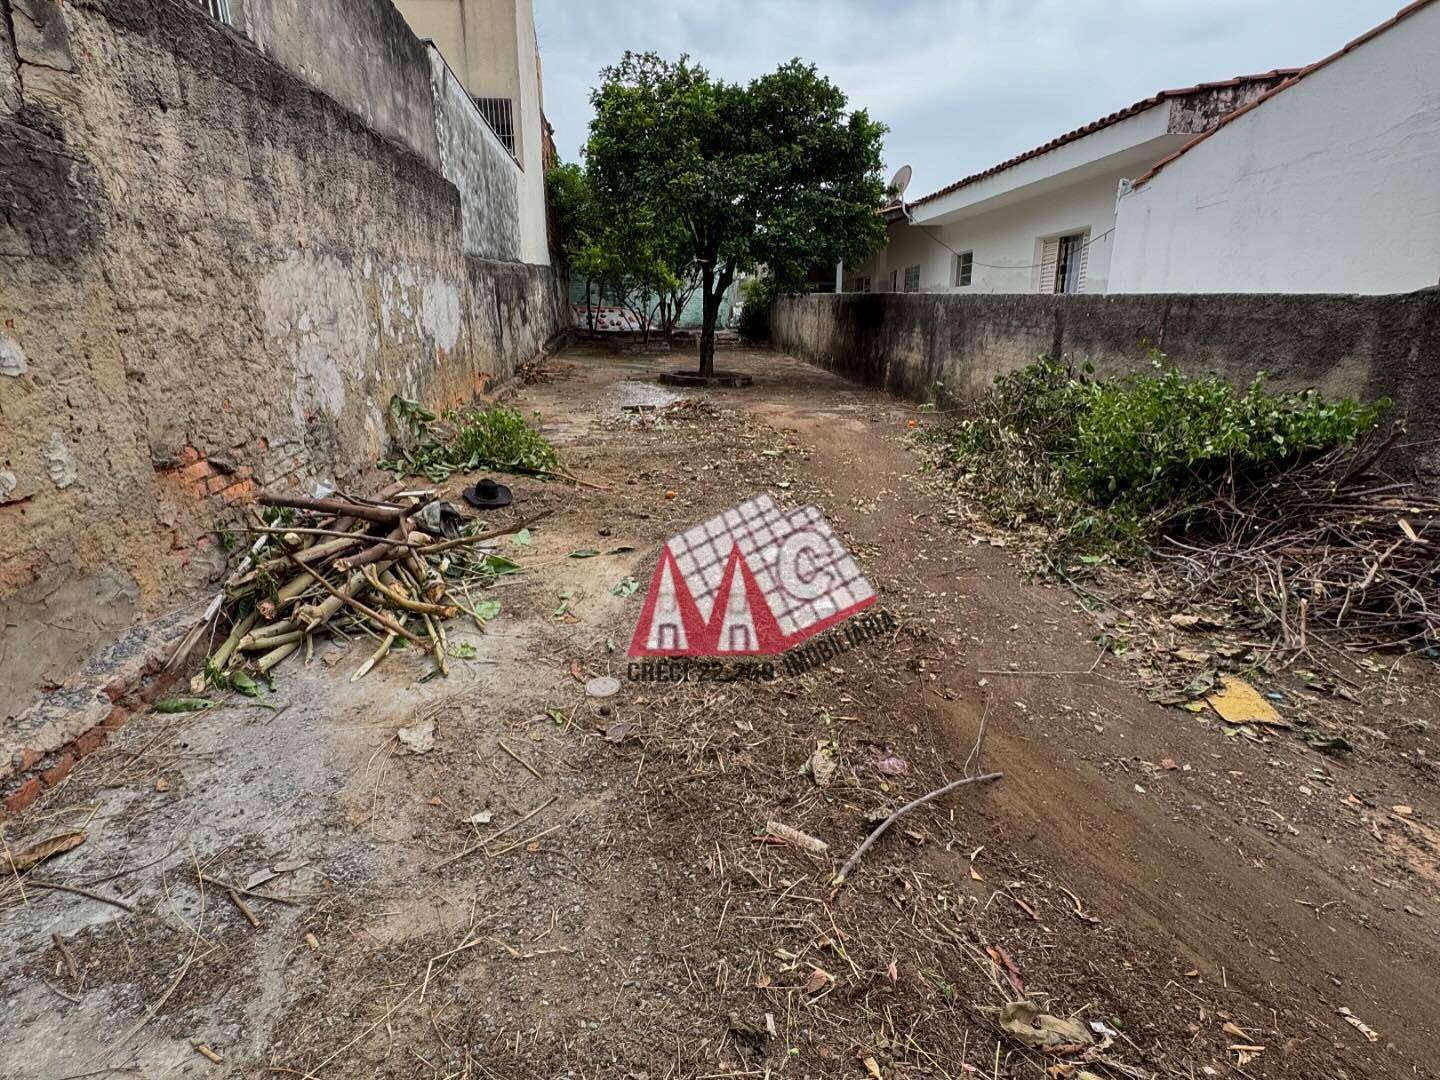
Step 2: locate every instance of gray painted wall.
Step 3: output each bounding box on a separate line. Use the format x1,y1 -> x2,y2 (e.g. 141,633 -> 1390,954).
773,290 -> 1440,479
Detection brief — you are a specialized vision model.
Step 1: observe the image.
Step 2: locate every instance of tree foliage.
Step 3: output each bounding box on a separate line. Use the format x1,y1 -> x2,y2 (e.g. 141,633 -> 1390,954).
584,53 -> 888,373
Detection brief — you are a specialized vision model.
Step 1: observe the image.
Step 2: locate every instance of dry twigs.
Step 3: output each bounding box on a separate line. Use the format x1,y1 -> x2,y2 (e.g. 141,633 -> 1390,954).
1157,428 -> 1440,655
832,771 -> 1004,889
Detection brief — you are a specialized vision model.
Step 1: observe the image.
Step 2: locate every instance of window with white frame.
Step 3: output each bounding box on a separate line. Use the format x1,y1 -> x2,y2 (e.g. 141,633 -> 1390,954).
889,269 -> 898,292
954,251 -> 973,288
1038,231 -> 1089,294
903,265 -> 920,293
858,275 -> 871,293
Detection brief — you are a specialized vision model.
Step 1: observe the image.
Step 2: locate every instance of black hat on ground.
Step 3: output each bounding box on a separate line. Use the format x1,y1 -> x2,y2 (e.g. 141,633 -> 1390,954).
463,478 -> 513,509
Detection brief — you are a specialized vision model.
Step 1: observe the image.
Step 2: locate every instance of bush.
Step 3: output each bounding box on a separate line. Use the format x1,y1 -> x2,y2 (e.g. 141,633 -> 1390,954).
937,354 -> 1388,555
384,397 -> 559,482
736,276 -> 779,344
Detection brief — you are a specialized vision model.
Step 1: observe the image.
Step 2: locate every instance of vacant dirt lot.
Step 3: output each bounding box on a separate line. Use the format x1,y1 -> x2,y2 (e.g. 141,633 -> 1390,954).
2,345 -> 1436,1079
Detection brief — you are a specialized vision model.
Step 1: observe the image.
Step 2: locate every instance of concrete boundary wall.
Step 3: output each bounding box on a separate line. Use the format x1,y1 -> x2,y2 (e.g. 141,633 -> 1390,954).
0,0 -> 566,780
772,290 -> 1440,478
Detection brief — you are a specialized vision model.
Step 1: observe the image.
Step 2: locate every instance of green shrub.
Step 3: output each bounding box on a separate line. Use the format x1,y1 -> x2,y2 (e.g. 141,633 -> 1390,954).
737,276 -> 779,344
938,354 -> 1388,555
383,397 -> 559,482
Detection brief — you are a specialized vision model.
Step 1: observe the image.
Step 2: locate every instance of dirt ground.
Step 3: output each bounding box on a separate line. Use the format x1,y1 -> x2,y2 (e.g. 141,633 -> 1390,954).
2,344 -> 1437,1080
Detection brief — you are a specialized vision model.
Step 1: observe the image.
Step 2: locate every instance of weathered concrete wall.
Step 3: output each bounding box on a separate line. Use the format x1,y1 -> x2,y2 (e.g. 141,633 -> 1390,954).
429,48 -> 522,261
0,0 -> 565,738
229,0 -> 442,169
772,290 -> 1440,478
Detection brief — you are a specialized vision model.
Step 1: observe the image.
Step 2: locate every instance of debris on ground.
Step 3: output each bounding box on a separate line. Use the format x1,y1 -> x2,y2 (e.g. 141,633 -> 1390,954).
764,821 -> 829,854
2,831 -> 85,874
1206,676 -> 1288,727
997,1000 -> 1093,1050
397,717 -> 437,754
171,482 -> 539,688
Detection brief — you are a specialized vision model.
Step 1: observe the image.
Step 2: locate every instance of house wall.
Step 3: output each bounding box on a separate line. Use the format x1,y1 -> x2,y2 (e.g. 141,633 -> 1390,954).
1110,3 -> 1440,294
428,47 -> 523,261
228,0 -> 442,169
856,171 -> 1125,295
0,0 -> 566,744
772,289 -> 1440,479
396,0 -> 550,264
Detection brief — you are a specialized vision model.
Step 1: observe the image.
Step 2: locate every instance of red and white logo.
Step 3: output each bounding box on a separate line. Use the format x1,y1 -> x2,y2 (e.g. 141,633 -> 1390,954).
629,494 -> 877,657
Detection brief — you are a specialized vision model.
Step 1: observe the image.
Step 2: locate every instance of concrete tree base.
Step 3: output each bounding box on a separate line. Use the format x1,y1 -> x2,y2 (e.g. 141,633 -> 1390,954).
657,370 -> 754,388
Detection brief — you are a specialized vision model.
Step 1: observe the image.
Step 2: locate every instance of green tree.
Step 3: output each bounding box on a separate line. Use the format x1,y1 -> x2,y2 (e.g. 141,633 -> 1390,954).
586,53 -> 888,375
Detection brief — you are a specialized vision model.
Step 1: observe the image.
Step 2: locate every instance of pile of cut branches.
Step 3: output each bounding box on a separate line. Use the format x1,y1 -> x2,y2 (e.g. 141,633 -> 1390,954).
1159,427 -> 1440,653
172,483 -> 540,690
928,356 -> 1438,655
384,397 -> 559,483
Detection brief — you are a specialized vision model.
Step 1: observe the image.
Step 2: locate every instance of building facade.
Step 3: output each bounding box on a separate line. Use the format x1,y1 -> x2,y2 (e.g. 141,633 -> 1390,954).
845,74 -> 1293,297
1109,0 -> 1440,295
393,0 -> 552,265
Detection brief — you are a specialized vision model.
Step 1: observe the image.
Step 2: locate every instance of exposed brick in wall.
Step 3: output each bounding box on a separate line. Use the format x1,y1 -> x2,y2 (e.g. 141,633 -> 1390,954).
0,0 -> 568,734
772,290 -> 1440,481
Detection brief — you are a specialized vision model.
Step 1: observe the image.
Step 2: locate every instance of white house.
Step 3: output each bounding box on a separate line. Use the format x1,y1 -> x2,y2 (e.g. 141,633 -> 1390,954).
845,73 -> 1295,296
1109,0 -> 1440,294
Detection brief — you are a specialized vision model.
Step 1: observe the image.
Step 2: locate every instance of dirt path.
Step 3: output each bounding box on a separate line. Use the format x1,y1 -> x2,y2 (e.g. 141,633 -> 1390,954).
1,344 -> 1435,1079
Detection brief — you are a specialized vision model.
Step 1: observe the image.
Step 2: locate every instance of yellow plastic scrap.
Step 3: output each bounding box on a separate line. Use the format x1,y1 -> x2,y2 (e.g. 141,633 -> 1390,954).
1206,676 -> 1289,727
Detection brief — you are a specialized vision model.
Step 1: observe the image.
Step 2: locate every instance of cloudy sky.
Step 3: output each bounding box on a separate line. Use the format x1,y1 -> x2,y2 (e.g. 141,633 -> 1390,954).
534,0 -> 1400,199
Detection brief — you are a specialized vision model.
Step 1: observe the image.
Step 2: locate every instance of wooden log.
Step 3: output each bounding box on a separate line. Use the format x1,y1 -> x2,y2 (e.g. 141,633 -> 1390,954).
258,493 -> 402,525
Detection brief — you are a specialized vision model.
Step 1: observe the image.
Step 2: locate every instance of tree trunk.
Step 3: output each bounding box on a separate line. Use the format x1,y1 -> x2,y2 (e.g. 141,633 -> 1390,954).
698,265 -> 717,376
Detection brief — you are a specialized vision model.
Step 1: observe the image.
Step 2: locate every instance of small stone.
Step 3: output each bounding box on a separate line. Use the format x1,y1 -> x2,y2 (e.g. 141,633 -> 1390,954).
585,675 -> 621,699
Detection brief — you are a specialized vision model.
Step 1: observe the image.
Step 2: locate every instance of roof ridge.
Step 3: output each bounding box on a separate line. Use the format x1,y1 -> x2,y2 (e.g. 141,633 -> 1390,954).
907,69 -> 1298,209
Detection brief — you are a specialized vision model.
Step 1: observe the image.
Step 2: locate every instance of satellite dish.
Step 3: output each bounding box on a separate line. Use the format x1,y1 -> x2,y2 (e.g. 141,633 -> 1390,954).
889,165 -> 914,222
889,164 -> 912,199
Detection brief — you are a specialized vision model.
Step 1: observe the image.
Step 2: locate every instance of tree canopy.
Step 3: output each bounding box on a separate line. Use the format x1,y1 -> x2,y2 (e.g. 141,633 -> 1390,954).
583,53 -> 889,374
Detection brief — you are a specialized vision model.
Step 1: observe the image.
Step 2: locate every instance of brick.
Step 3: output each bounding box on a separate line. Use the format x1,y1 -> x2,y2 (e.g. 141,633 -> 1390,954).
75,728 -> 106,757
221,478 -> 258,504
102,674 -> 129,702
4,777 -> 43,815
205,473 -> 232,495
41,752 -> 76,787
101,704 -> 130,730
180,459 -> 217,483
178,444 -> 202,466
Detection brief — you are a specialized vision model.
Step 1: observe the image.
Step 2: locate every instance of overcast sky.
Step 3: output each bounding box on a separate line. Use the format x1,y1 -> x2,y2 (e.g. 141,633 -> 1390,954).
534,0 -> 1400,199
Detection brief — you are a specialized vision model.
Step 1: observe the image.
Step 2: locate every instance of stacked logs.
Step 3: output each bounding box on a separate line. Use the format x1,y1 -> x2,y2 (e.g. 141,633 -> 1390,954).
189,482 -> 539,685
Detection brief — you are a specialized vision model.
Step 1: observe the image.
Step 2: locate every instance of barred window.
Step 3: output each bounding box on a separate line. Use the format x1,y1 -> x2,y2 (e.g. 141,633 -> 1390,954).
192,0 -> 232,22
475,97 -> 517,158
903,265 -> 920,293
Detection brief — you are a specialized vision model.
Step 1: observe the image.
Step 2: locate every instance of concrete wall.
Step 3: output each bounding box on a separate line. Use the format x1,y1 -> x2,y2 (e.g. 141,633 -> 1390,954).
1110,3 -> 1440,294
0,0 -> 565,729
428,48 -> 523,261
772,290 -> 1440,478
396,0 -> 551,264
229,0 -> 442,169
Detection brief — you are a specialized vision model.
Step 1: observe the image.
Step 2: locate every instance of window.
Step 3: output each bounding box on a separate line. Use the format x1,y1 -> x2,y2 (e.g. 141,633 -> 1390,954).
858,276 -> 871,293
954,251 -> 973,288
889,269 -> 898,292
903,265 -> 920,293
192,0 -> 232,21
1038,231 -> 1089,294
475,97 -> 517,157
